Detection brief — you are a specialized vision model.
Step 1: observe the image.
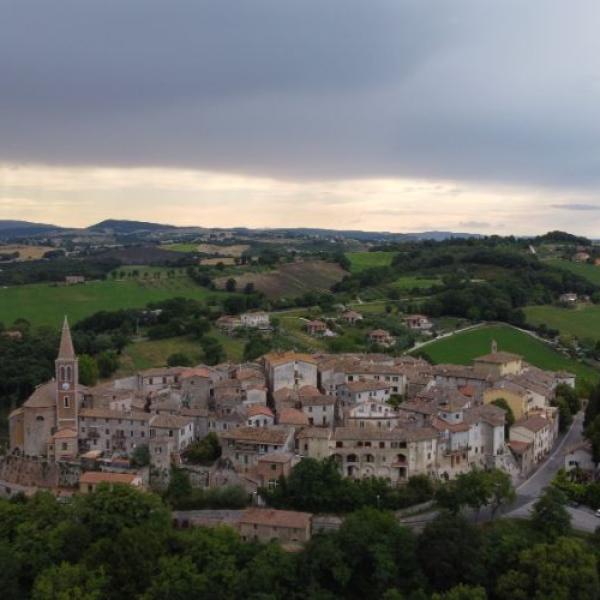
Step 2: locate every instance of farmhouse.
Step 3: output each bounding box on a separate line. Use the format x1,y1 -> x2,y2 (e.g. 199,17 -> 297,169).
305,320 -> 327,336
368,329 -> 395,347
237,508 -> 312,545
404,314 -> 433,332
340,310 -> 363,324
240,311 -> 271,330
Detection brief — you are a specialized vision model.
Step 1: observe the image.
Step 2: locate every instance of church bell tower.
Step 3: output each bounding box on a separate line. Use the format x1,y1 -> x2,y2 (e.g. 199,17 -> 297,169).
56,316 -> 78,430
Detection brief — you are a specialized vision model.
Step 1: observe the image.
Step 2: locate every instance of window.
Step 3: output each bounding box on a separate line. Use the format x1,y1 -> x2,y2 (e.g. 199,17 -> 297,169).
66,366 -> 72,382
61,442 -> 68,451
63,396 -> 70,408
36,415 -> 44,422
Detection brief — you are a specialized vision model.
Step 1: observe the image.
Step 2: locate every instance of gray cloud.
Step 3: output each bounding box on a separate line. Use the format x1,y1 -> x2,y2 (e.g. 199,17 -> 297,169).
550,203 -> 600,211
0,0 -> 599,192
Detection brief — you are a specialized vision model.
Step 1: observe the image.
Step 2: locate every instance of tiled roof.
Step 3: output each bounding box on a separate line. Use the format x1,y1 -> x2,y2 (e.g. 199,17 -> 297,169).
150,414 -> 194,429
23,381 -> 56,408
342,381 -> 391,393
513,415 -> 550,433
258,452 -> 294,464
278,408 -> 309,426
80,408 -> 151,421
51,427 -> 78,439
247,405 -> 274,418
239,508 -> 311,529
80,471 -> 137,485
220,426 -> 293,445
264,352 -> 317,366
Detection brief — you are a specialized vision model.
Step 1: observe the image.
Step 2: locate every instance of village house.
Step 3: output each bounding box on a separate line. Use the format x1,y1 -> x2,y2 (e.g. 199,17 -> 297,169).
65,275 -> 85,285
219,426 -> 295,472
559,292 -> 578,304
255,452 -> 295,488
510,415 -> 554,463
263,352 -> 318,393
338,380 -> 392,406
237,508 -> 312,545
508,440 -> 535,475
149,413 -> 195,451
340,310 -> 363,325
473,350 -> 523,378
299,394 -> 336,427
345,401 -> 402,430
79,471 -> 143,494
136,367 -> 186,392
246,405 -> 275,428
404,314 -> 433,332
368,329 -> 395,347
564,441 -> 595,474
216,315 -> 242,333
240,311 -> 271,330
79,408 -> 151,454
305,319 -> 327,336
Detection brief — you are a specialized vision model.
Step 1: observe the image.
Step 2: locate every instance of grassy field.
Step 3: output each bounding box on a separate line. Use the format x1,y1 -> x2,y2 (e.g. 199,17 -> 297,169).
0,244 -> 55,261
346,251 -> 396,273
0,278 -> 219,327
414,324 -> 598,385
215,260 -> 347,299
162,243 -> 198,253
546,258 -> 600,286
119,336 -> 205,372
391,275 -> 441,291
525,304 -> 600,341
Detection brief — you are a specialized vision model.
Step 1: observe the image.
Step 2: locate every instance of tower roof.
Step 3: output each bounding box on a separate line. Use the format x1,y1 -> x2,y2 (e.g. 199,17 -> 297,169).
58,316 -> 76,359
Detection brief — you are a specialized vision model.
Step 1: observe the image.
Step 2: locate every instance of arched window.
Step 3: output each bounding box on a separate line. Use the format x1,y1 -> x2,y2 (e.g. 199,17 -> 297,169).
64,396 -> 70,409
66,366 -> 72,382
60,366 -> 65,381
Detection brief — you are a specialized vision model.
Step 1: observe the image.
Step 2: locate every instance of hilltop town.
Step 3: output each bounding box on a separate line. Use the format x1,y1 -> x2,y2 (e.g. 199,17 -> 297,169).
2,315 -> 577,538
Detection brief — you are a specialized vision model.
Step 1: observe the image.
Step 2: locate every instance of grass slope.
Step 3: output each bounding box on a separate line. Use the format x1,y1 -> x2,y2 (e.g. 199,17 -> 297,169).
346,251 -> 395,273
416,324 -> 598,385
546,258 -> 600,286
0,278 -> 218,327
525,304 -> 600,341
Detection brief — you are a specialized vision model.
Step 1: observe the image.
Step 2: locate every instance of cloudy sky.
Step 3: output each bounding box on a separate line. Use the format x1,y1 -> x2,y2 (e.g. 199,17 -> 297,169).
1,1 -> 600,234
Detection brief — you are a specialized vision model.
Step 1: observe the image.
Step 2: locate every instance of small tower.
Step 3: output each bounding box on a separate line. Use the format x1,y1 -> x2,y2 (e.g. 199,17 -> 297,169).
55,316 -> 78,430
491,339 -> 498,354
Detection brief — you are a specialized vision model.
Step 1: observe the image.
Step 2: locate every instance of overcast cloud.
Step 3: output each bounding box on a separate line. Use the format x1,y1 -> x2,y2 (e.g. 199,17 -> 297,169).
1,1 -> 600,232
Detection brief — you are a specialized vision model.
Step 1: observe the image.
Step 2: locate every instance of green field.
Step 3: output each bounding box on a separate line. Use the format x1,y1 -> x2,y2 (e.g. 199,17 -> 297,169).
0,278 -> 219,327
162,243 -> 198,253
415,324 -> 598,386
546,258 -> 600,286
391,275 -> 441,291
346,251 -> 396,273
120,336 -> 205,372
525,304 -> 600,341
111,265 -> 187,278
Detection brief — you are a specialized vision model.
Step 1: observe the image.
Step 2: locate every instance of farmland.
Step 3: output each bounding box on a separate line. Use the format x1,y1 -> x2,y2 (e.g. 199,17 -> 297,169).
414,324 -> 598,386
345,251 -> 396,273
0,244 -> 55,261
0,277 -> 219,327
215,260 -> 347,299
525,304 -> 600,341
546,258 -> 600,286
390,275 -> 441,291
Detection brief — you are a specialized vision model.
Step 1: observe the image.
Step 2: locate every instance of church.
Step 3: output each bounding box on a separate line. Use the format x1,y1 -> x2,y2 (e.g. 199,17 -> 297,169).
9,317 -> 84,461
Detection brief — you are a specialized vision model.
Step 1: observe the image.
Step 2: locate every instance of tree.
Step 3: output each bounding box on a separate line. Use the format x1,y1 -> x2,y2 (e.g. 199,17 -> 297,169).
225,278 -> 237,293
417,512 -> 486,592
243,282 -> 255,294
96,350 -> 119,378
165,467 -> 193,506
78,354 -> 99,386
556,383 -> 581,415
32,563 -> 107,600
487,469 -> 516,518
585,415 -> 600,466
243,334 -> 271,361
167,352 -> 192,367
530,486 -> 572,540
182,433 -> 222,465
553,397 -> 573,432
432,584 -> 487,600
496,537 -> 599,600
142,556 -> 208,600
199,336 -> 225,366
131,443 -> 150,467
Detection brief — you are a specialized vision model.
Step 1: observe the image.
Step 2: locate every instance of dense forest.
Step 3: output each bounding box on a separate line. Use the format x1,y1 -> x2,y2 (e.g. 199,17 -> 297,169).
0,482 -> 598,600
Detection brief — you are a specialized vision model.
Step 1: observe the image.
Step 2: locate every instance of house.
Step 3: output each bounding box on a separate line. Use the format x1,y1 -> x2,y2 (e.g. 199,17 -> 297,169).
219,426 -> 295,472
79,471 -> 143,494
246,405 -> 275,428
559,292 -> 578,304
216,315 -> 241,333
473,351 -> 523,378
508,440 -> 535,475
47,428 -> 78,461
345,401 -> 401,430
300,395 -> 336,427
137,367 -> 186,392
564,441 -> 595,473
240,311 -> 271,330
368,329 -> 395,347
149,414 -> 195,451
338,380 -> 392,406
237,508 -> 312,545
573,252 -> 590,263
263,352 -> 318,393
404,314 -> 433,332
305,320 -> 327,336
65,275 -> 85,285
277,407 -> 309,429
483,381 -> 538,421
340,310 -> 363,325
510,415 -> 554,463
255,452 -> 295,488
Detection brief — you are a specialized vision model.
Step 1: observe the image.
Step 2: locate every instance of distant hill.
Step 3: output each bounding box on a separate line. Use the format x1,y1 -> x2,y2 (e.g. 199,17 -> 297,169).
252,228 -> 481,242
87,219 -> 178,234
0,220 -> 63,238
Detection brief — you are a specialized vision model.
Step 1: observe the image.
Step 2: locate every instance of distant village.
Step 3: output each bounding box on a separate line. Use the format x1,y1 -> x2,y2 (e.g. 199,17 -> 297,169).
1,316 -> 578,543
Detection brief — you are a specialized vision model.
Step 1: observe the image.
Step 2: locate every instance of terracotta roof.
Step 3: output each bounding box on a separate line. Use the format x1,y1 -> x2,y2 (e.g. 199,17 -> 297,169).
513,415 -> 550,433
150,414 -> 194,429
431,417 -> 470,433
23,381 -> 56,409
369,329 -> 391,337
464,404 -> 506,427
139,366 -> 187,377
508,440 -> 532,454
220,426 -> 293,445
51,427 -> 78,439
239,508 -> 311,529
80,471 -> 138,485
298,385 -> 322,398
301,395 -> 335,407
296,427 -> 332,439
180,407 -> 209,417
80,408 -> 151,421
258,452 -> 294,464
278,408 -> 309,426
247,405 -> 274,418
264,352 -> 317,366
180,367 -> 212,379
8,407 -> 24,419
475,351 -> 522,364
